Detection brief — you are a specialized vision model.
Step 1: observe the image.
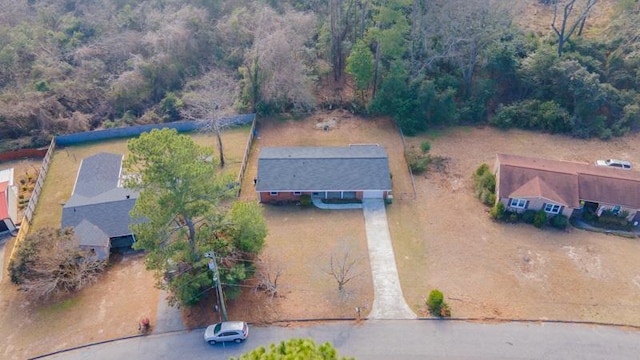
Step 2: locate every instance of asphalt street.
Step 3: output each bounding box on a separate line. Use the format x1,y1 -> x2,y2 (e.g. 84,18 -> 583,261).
40,320 -> 640,360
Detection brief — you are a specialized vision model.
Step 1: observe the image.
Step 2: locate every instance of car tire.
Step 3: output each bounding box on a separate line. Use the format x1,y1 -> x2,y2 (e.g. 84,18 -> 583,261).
234,338 -> 243,343
208,340 -> 217,345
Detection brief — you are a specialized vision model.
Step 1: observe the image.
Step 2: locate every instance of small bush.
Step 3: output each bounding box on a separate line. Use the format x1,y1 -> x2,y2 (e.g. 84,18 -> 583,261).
474,163 -> 496,206
508,212 -> 519,223
299,194 -> 312,206
406,149 -> 431,174
439,302 -> 452,317
549,214 -> 568,230
427,289 -> 444,317
522,210 -> 536,224
533,210 -> 547,228
597,210 -> 632,230
479,190 -> 496,206
490,202 -> 506,220
475,163 -> 490,177
420,141 -> 431,153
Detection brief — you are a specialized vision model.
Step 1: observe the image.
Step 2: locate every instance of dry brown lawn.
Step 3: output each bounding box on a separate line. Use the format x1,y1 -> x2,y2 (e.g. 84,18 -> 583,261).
0,252 -> 159,360
393,126 -> 640,325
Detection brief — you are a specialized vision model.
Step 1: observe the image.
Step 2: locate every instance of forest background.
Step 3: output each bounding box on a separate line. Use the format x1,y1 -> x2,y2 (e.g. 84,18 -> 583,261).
0,0 -> 639,150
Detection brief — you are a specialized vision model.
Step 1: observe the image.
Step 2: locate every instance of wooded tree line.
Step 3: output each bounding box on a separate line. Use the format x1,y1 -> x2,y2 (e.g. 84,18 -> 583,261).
0,0 -> 639,150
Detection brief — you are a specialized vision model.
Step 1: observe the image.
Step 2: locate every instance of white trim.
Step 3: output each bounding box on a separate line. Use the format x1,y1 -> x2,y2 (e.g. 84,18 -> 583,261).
509,198 -> 527,209
70,159 -> 85,195
544,203 -> 562,214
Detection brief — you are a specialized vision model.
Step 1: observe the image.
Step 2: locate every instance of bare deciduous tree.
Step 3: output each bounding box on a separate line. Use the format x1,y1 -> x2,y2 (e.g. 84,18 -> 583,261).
421,0 -> 515,97
551,0 -> 600,56
255,256 -> 284,298
180,70 -> 238,167
9,227 -> 105,303
326,245 -> 363,293
243,6 -> 317,113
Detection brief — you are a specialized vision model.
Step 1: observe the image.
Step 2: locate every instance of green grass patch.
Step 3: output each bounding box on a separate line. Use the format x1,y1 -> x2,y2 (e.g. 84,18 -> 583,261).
40,297 -> 80,316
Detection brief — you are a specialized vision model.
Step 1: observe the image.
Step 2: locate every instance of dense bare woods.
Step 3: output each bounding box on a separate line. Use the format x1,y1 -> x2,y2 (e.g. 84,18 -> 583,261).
0,0 -> 638,149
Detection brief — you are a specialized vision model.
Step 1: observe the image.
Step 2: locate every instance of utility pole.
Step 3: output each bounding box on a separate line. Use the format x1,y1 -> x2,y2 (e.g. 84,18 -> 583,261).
204,251 -> 227,321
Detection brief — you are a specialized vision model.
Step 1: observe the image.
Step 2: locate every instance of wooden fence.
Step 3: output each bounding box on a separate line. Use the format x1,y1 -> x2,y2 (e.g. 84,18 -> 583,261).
0,148 -> 48,162
397,126 -> 417,200
22,138 -> 55,223
9,139 -> 55,261
236,116 -> 257,197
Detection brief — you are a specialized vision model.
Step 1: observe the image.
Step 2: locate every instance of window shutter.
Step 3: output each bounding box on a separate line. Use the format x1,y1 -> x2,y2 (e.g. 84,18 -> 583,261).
525,200 -> 529,209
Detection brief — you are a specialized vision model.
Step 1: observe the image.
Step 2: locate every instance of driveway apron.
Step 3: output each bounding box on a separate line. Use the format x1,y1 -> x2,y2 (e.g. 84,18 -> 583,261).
362,199 -> 415,319
155,289 -> 186,333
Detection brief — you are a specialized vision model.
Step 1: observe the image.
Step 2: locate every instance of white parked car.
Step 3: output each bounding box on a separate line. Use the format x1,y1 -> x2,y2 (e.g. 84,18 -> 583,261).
204,321 -> 248,345
595,159 -> 632,170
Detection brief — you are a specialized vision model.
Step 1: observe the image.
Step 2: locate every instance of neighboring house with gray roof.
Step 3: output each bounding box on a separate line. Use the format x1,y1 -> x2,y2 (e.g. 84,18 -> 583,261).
61,152 -> 140,260
255,145 -> 392,203
495,153 -> 640,223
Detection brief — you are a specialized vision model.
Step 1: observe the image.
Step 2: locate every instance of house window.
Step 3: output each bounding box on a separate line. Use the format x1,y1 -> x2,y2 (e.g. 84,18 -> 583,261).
293,192 -> 302,196
544,203 -> 562,214
612,205 -> 621,215
509,198 -> 527,209
270,192 -> 278,196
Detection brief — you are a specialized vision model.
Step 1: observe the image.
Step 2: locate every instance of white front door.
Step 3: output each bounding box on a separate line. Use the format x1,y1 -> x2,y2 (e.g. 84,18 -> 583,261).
363,190 -> 383,199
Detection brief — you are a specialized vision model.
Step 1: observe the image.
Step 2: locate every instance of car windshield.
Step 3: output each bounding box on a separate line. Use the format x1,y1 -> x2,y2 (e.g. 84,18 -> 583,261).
213,323 -> 222,334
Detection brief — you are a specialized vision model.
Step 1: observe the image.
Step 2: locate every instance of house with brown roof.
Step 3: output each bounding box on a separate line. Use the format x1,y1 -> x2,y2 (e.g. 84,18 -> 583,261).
495,154 -> 640,223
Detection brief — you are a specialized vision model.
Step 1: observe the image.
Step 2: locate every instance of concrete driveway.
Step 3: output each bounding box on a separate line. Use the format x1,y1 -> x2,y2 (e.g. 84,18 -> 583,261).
362,199 -> 415,319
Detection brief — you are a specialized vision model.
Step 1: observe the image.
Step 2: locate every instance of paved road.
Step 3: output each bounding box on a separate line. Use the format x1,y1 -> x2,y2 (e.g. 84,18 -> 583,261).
362,199 -> 415,319
40,320 -> 640,360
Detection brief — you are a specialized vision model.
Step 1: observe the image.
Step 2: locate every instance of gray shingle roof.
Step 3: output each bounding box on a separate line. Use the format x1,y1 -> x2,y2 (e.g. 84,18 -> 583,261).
73,153 -> 124,198
62,198 -> 139,239
72,219 -> 109,247
256,146 -> 392,192
62,152 -> 140,246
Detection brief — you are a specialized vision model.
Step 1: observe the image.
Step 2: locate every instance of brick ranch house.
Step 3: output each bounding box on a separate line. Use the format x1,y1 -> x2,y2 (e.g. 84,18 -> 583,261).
255,145 -> 392,203
61,152 -> 141,260
495,153 -> 640,223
